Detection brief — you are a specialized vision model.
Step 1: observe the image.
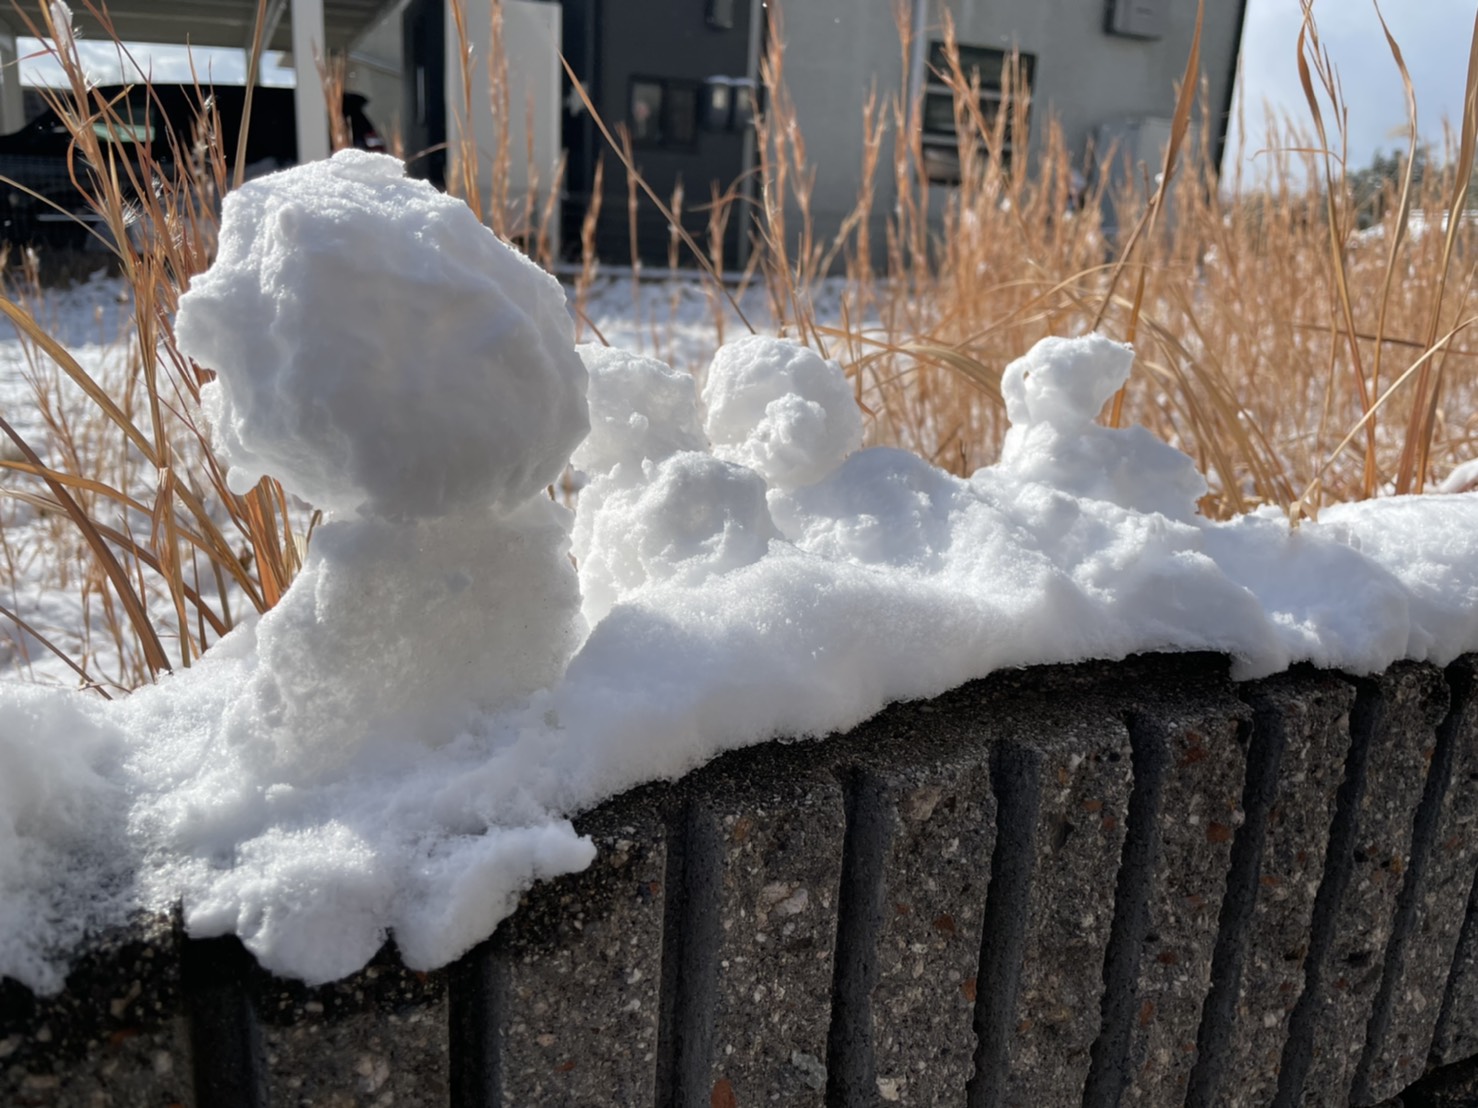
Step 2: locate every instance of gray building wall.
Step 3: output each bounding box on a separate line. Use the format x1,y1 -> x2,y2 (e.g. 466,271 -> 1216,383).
574,0 -> 758,265
0,14 -> 23,134
779,0 -> 1245,259
357,0 -> 1243,265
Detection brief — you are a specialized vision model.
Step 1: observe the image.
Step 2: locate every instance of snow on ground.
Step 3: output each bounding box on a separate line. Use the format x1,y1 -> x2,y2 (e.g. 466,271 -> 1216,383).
0,275 -> 152,685
3,150 -> 1478,993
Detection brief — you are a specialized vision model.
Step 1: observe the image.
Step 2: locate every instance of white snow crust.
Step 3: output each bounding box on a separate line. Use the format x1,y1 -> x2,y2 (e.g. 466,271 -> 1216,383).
4,150 -> 1478,993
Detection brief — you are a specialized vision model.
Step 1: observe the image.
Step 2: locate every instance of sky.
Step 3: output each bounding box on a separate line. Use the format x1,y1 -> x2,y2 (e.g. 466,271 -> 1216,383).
16,37 -> 296,89
13,0 -> 1477,179
1229,0 -> 1474,179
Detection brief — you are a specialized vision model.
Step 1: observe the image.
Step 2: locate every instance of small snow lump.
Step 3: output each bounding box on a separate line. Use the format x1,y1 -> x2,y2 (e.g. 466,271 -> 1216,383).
572,344 -> 708,477
702,336 -> 863,490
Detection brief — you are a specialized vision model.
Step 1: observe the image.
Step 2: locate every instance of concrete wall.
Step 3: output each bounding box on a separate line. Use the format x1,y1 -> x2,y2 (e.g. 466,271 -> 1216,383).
763,1 -> 906,266
5,652 -> 1478,1107
575,0 -> 758,265
946,0 -> 1242,166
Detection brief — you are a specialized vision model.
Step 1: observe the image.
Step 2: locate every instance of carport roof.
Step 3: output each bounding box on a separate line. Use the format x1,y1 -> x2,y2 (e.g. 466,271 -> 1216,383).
59,0 -> 398,55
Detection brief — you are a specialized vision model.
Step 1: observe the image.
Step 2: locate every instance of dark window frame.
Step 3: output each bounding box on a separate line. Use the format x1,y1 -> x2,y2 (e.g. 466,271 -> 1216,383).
627,75 -> 702,151
921,41 -> 1036,185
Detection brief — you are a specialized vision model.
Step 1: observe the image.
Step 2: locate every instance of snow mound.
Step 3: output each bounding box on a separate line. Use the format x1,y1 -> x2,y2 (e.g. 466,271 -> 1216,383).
572,344 -> 708,478
702,335 -> 863,490
175,149 -> 588,519
5,161 -> 1478,995
0,688 -> 129,994
214,500 -> 583,788
999,334 -> 1207,522
575,451 -> 777,624
769,447 -> 964,571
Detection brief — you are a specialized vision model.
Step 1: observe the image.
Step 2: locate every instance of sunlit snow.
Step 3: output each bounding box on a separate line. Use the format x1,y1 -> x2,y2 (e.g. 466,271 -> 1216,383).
3,151 -> 1477,993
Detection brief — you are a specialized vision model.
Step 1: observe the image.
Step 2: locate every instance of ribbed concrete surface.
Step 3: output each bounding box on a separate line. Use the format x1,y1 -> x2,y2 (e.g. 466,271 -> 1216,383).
4,653 -> 1477,1107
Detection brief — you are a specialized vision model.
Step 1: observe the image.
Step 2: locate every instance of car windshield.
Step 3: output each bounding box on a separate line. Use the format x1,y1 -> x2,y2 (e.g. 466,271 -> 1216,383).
97,90 -> 155,143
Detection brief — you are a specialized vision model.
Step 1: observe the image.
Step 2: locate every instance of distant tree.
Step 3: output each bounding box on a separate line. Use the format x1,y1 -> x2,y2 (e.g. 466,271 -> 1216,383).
1347,147 -> 1429,230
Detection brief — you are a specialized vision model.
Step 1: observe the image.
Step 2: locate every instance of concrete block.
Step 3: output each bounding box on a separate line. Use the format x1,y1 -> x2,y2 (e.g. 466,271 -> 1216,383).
837,705 -> 997,1106
490,800 -> 667,1106
256,949 -> 448,1108
988,703 -> 1134,1107
1424,659 -> 1478,1069
1204,673 -> 1354,1108
1431,872 -> 1478,1069
1295,664 -> 1447,1105
664,755 -> 846,1108
1121,694 -> 1250,1106
0,919 -> 190,1108
1358,659 -> 1478,1101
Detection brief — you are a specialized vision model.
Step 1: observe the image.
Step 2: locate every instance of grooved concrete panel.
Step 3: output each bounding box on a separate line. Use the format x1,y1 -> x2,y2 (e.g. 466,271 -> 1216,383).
5,655 -> 1478,1108
1433,870 -> 1478,1068
1004,715 -> 1133,1105
0,920 -> 191,1108
1217,674 -> 1354,1108
699,769 -> 846,1107
1360,658 -> 1478,1101
495,807 -> 667,1105
868,751 -> 995,1104
257,954 -> 448,1107
1123,699 -> 1250,1105
1301,665 -> 1447,1104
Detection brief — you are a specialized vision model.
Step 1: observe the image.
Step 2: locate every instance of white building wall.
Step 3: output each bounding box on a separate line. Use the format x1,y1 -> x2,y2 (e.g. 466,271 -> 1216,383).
292,0 -> 330,161
445,0 -> 562,248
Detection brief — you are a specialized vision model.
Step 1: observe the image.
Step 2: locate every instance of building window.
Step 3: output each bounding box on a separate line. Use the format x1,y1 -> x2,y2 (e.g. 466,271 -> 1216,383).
628,77 -> 701,149
706,0 -> 735,30
921,42 -> 1035,185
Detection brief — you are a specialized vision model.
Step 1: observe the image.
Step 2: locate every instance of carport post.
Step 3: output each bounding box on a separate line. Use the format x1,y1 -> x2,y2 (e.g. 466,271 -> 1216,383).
291,0 -> 330,162
0,14 -> 25,133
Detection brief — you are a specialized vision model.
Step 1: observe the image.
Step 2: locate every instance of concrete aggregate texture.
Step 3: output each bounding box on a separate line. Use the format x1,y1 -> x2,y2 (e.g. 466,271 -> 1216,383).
4,653 -> 1478,1108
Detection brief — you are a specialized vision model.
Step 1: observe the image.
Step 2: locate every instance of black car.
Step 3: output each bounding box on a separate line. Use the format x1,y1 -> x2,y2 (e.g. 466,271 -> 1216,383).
0,84 -> 383,247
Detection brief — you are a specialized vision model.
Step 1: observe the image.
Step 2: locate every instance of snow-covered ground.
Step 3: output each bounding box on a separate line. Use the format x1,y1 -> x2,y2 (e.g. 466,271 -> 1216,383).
3,151 -> 1478,995
0,274 -> 148,684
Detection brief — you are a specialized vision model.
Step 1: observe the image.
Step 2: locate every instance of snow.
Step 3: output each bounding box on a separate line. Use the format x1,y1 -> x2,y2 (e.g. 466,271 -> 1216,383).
1439,457 -> 1478,494
175,150 -> 589,519
3,149 -> 1478,994
702,335 -> 864,490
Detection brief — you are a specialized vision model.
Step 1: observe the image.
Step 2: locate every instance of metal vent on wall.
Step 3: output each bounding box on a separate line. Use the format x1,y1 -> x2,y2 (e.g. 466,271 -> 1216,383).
1106,0 -> 1166,39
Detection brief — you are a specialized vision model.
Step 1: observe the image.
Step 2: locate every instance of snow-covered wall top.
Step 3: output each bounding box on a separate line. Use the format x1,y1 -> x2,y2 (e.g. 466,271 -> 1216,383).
3,150 -> 1477,994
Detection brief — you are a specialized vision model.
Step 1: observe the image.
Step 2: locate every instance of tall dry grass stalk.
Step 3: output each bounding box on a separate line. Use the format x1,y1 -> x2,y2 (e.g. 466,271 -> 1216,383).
0,1 -> 320,688
736,0 -> 1478,520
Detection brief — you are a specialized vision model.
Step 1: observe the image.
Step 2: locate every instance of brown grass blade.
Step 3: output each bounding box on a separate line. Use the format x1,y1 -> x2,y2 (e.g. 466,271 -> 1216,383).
0,602 -> 113,699
0,413 -> 171,676
1396,5 -> 1478,492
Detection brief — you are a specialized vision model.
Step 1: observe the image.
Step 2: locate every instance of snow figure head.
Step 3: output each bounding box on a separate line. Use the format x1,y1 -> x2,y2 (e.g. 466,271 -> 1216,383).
176,149 -> 588,520
997,334 -> 1206,522
571,344 -> 708,479
575,451 -> 778,624
702,336 -> 863,491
